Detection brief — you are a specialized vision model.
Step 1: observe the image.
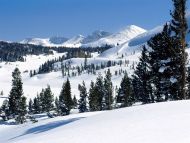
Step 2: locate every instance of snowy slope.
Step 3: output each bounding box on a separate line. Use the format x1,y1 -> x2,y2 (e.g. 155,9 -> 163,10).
84,25 -> 147,47
62,35 -> 85,48
1,100 -> 190,143
82,30 -> 112,44
21,37 -> 68,47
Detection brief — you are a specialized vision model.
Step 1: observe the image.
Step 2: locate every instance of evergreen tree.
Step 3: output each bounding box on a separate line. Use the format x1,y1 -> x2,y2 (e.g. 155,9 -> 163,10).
43,85 -> 54,112
117,72 -> 134,107
59,78 -> 73,115
78,81 -> 88,113
104,69 -> 113,110
55,96 -> 60,114
33,95 -> 41,114
0,99 -> 9,121
8,68 -> 24,117
88,81 -> 97,111
15,96 -> 27,124
72,95 -> 78,109
133,46 -> 153,104
170,0 -> 188,99
148,24 -> 180,101
28,99 -> 33,114
39,89 -> 45,112
95,74 -> 105,111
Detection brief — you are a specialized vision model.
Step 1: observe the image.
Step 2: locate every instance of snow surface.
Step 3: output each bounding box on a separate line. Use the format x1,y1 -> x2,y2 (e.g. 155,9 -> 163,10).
1,100 -> 190,143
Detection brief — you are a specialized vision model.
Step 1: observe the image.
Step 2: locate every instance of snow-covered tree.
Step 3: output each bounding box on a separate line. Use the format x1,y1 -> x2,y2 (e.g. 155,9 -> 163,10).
78,81 -> 88,113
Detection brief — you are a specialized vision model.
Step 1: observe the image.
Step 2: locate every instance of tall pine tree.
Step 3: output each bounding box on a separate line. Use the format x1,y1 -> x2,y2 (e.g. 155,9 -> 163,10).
59,78 -> 73,115
170,0 -> 188,99
8,68 -> 26,118
133,45 -> 153,104
104,69 -> 113,110
78,81 -> 88,113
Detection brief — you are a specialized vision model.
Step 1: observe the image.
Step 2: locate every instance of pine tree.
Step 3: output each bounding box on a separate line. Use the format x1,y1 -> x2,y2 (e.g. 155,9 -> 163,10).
55,96 -> 60,114
78,81 -> 88,113
59,78 -> 73,115
95,74 -> 105,111
33,95 -> 41,114
28,99 -> 33,114
170,0 -> 188,99
38,89 -> 45,112
15,96 -> 27,124
148,24 -> 178,101
133,46 -> 153,104
104,69 -> 113,110
43,85 -> 54,112
72,95 -> 78,109
88,81 -> 97,111
117,72 -> 134,107
0,99 -> 9,121
8,67 -> 24,117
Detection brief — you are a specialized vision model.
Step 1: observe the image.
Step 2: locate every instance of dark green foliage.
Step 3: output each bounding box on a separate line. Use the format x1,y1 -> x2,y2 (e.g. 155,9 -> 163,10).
15,96 -> 27,124
42,85 -> 54,112
133,46 -> 153,104
72,96 -> 78,109
28,99 -> 33,114
88,75 -> 105,111
32,94 -> 41,114
78,81 -> 88,113
148,24 -> 182,101
0,41 -> 50,62
59,78 -> 73,115
103,69 -> 113,110
8,68 -> 25,118
117,72 -> 134,107
170,0 -> 188,99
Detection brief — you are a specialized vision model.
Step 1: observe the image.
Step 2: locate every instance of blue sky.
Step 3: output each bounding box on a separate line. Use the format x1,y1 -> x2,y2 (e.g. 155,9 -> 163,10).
0,0 -> 189,41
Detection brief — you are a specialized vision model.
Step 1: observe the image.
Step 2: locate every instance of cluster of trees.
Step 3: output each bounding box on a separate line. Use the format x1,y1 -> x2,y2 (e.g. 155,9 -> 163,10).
132,0 -> 189,103
0,41 -> 50,62
32,46 -> 113,76
0,66 -> 135,124
52,45 -> 112,54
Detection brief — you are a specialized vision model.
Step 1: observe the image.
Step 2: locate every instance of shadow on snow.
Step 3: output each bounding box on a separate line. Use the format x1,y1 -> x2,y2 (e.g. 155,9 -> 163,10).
9,117 -> 85,141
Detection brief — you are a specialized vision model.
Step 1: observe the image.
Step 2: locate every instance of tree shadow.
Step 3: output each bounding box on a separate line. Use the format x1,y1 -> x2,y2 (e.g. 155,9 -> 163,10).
10,117 -> 84,140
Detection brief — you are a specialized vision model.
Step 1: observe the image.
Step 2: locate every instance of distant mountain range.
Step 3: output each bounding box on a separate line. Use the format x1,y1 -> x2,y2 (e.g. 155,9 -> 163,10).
20,25 -> 146,48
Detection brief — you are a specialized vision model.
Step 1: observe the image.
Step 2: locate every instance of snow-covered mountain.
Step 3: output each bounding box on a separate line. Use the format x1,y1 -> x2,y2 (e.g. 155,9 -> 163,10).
82,30 -> 112,44
21,36 -> 68,47
61,35 -> 85,48
83,25 -> 147,47
20,25 -> 146,48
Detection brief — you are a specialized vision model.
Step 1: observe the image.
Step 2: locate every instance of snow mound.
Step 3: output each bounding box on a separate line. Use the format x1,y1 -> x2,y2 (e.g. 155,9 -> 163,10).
1,100 -> 190,143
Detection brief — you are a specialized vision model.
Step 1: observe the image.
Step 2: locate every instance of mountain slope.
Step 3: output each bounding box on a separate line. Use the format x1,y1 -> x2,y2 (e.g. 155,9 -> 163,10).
84,25 -> 146,47
1,100 -> 190,143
